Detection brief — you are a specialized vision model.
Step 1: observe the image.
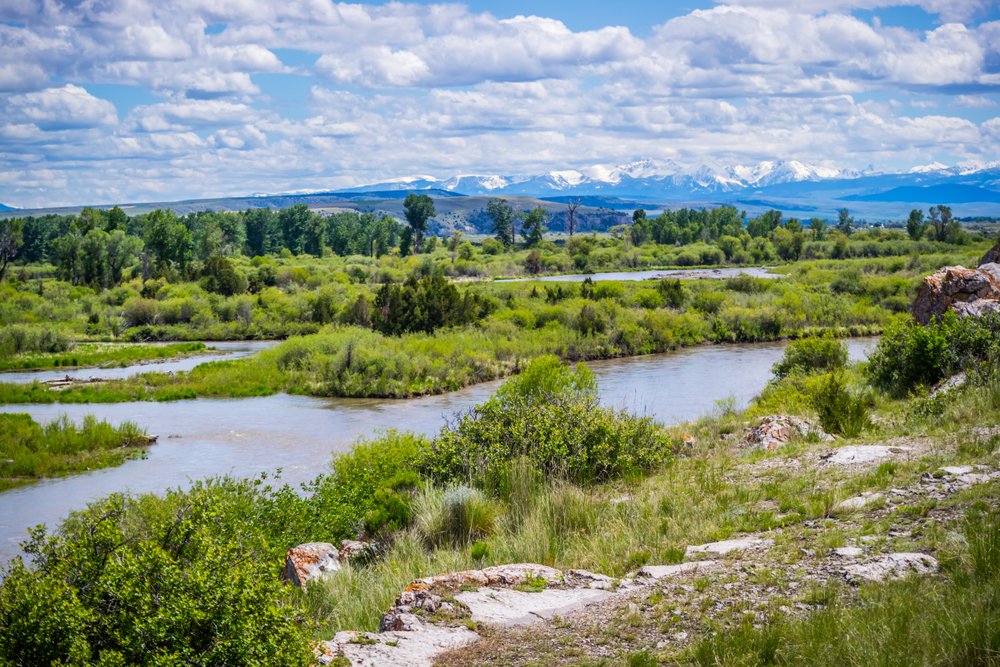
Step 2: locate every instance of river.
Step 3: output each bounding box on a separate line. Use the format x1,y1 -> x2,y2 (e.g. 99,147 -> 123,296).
496,267 -> 779,283
0,337 -> 877,563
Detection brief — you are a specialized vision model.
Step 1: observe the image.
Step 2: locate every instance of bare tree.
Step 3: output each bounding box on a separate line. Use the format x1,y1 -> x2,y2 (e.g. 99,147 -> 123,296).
566,198 -> 581,237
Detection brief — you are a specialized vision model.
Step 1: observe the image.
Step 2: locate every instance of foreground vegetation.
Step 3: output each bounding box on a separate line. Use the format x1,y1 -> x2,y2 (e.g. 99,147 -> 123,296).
0,414 -> 150,491
2,314 -> 999,664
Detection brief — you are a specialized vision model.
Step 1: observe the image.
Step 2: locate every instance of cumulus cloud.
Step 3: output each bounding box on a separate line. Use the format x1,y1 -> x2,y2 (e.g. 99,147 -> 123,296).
4,85 -> 118,130
0,0 -> 998,206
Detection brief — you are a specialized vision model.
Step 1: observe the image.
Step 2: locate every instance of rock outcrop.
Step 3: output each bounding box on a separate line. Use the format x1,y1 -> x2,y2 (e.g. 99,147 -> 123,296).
743,415 -> 832,451
911,262 -> 1000,324
281,542 -> 340,588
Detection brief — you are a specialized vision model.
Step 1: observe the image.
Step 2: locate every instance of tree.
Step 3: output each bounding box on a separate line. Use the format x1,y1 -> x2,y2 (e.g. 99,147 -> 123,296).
566,198 -> 581,237
143,209 -> 192,275
0,218 -> 23,281
279,204 -> 311,254
486,199 -> 516,248
201,255 -> 247,296
808,217 -> 826,241
106,205 -> 129,232
632,208 -> 647,223
928,205 -> 953,242
836,208 -> 854,236
906,209 -> 925,241
403,193 -> 436,253
520,206 -> 547,247
244,208 -> 279,256
105,230 -> 142,285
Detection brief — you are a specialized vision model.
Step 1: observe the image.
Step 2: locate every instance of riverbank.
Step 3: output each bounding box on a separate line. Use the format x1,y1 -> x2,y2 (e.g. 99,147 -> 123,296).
0,340 -> 207,372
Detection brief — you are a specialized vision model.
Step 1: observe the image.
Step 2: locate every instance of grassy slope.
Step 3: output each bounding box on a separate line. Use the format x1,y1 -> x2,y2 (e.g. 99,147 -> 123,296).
293,368 -> 1000,665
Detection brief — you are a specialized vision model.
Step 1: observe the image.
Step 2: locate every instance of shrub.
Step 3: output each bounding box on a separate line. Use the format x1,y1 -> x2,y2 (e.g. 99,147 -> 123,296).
0,490 -> 313,666
725,273 -> 769,294
811,373 -> 871,437
867,313 -> 1000,394
122,297 -> 159,327
422,357 -> 670,486
773,336 -> 848,378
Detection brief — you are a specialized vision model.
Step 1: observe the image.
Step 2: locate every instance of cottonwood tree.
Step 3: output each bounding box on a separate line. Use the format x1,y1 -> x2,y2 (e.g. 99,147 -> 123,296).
403,193 -> 436,253
486,198 -> 516,248
0,218 -> 23,282
520,206 -> 547,247
907,209 -> 925,241
837,208 -> 854,235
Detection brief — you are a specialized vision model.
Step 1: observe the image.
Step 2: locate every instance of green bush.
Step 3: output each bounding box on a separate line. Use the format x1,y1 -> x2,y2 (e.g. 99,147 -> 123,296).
868,313 -> 1000,394
773,336 -> 848,378
422,357 -> 670,485
810,373 -> 871,437
0,490 -> 313,666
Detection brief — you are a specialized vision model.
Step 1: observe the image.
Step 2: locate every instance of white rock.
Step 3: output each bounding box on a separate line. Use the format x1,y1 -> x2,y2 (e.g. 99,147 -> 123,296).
833,492 -> 883,512
957,473 -> 994,486
328,620 -> 478,667
844,552 -> 938,582
637,561 -> 721,580
832,546 -> 864,558
454,587 -> 612,628
823,445 -> 911,466
939,466 -> 974,475
685,537 -> 773,559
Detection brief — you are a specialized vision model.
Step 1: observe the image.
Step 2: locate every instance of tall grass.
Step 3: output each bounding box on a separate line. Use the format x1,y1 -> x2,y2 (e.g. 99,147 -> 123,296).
0,413 -> 149,490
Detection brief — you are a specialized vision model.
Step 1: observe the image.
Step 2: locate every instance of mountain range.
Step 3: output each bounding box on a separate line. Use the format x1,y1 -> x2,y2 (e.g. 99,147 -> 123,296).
343,158 -> 999,200
2,159 -> 999,224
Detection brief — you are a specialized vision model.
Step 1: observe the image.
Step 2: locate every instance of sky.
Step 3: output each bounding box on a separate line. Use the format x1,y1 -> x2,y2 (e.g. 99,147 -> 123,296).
1,0 -> 999,208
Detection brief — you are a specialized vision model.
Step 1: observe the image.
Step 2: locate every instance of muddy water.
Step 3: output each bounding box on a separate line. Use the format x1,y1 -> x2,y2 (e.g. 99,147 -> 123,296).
0,337 -> 876,563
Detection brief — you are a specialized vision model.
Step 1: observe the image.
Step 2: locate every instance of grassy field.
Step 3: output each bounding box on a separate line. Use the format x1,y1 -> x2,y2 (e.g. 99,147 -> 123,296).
0,340 -> 207,372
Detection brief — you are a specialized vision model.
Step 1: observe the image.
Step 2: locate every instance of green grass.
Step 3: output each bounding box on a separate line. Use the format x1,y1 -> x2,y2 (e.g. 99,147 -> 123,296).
0,413 -> 151,491
0,341 -> 207,372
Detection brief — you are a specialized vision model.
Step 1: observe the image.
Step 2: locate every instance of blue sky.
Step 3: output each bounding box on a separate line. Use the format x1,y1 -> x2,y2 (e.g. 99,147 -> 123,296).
1,0 -> 998,207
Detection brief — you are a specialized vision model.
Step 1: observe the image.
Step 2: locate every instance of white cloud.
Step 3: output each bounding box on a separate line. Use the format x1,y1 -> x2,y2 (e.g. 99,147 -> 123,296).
4,85 -> 118,130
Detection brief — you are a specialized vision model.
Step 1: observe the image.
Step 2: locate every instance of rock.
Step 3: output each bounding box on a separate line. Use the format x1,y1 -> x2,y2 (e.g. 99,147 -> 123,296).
339,539 -> 377,564
327,620 -> 478,667
844,552 -> 938,583
404,563 -> 562,593
743,415 -> 832,451
833,492 -> 883,513
455,587 -> 612,628
637,560 -> 721,579
939,465 -> 975,476
821,445 -> 911,467
832,546 -> 864,558
282,542 -> 340,588
379,611 -> 423,633
911,263 -> 1000,324
685,537 -> 773,559
564,569 -> 617,590
930,373 -> 967,398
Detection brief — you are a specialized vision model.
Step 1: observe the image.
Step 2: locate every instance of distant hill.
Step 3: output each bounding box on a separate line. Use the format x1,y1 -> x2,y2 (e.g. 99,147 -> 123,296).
0,203 -> 14,211
844,184 -> 1000,204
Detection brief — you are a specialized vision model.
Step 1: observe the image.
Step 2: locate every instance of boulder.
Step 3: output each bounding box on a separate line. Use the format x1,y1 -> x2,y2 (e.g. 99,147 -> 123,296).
743,415 -> 832,451
282,542 -> 340,588
685,536 -> 773,559
911,263 -> 1000,324
339,539 -> 378,564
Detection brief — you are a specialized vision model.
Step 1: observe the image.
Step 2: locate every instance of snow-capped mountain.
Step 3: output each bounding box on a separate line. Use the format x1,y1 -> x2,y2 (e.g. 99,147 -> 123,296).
345,159 -> 877,198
